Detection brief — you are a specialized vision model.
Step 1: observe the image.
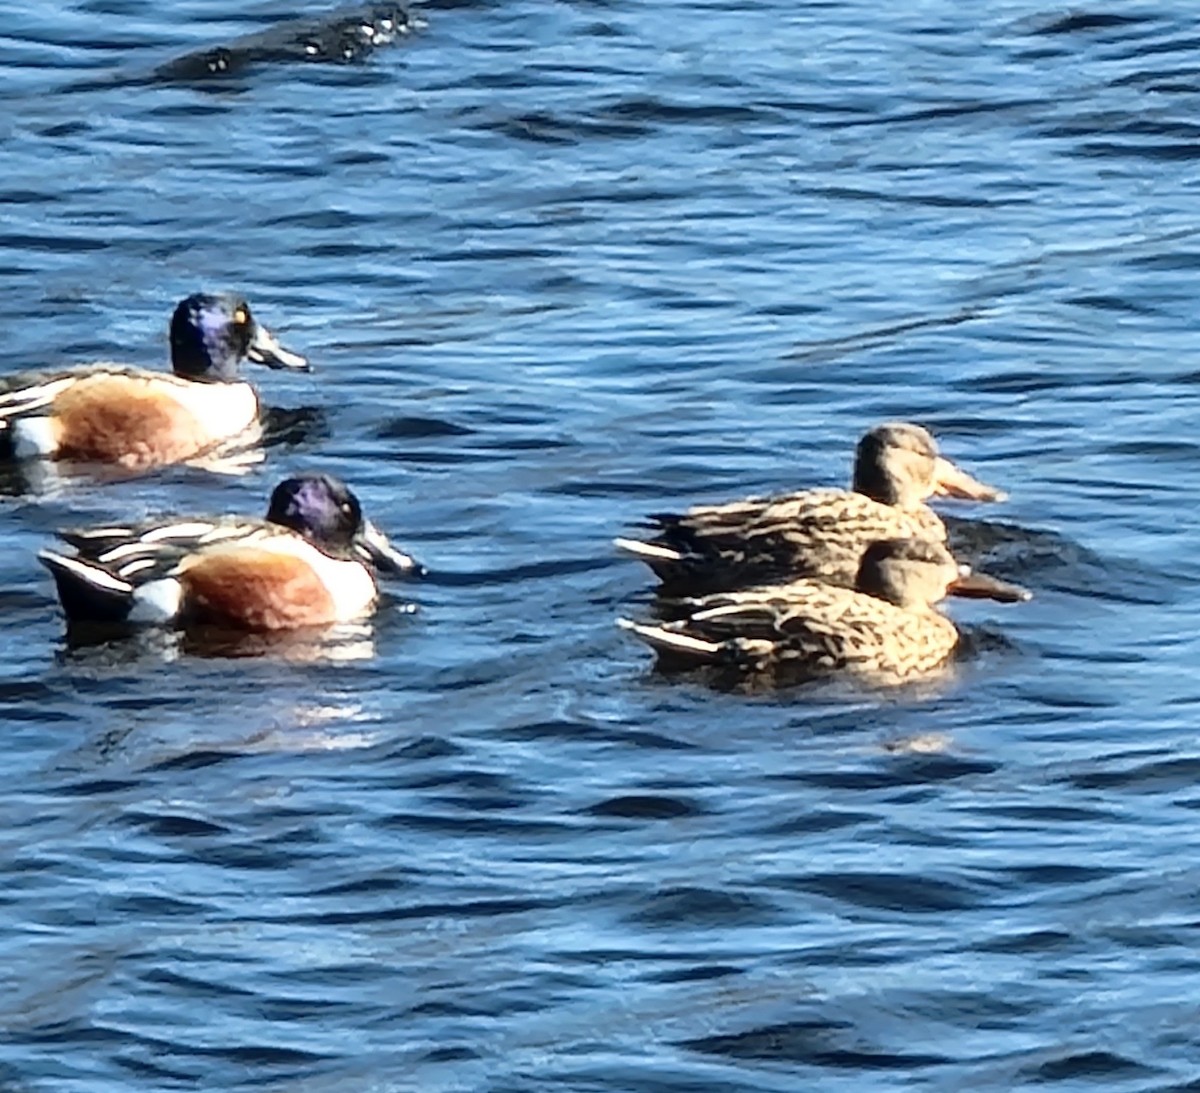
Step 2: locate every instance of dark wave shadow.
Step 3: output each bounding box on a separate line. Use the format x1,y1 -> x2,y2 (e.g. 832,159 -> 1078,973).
153,3 -> 423,84
259,404 -> 331,450
682,1016 -> 953,1068
943,515 -> 1174,604
55,3 -> 425,96
0,461 -> 42,498
420,556 -> 616,588
627,645 -> 963,700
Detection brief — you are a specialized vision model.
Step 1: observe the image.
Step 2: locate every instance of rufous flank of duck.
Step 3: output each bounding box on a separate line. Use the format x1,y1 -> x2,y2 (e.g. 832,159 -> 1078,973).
38,473 -> 422,631
0,293 -> 309,469
614,422 -> 1007,594
618,537 -> 1030,683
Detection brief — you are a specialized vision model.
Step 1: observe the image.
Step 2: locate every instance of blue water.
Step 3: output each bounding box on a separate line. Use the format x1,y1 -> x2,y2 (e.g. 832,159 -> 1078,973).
2,0 -> 1200,1088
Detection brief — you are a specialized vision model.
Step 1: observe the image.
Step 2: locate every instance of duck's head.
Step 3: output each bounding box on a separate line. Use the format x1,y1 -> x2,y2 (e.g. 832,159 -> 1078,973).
266,473 -> 422,574
852,422 -> 1006,510
169,293 -> 310,382
856,537 -> 1031,609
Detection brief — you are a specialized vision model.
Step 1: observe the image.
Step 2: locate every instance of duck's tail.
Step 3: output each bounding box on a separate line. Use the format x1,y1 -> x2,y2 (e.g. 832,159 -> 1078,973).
613,537 -> 683,562
38,550 -> 135,623
613,537 -> 690,584
616,617 -> 721,664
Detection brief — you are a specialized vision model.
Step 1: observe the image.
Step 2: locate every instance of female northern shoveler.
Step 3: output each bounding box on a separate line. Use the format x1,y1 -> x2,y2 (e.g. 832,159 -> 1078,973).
38,474 -> 422,631
0,293 -> 309,469
615,422 -> 1006,594
618,537 -> 1030,683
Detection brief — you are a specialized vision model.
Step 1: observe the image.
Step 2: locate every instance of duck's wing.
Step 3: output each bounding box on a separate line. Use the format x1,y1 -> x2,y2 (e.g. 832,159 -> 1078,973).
618,490 -> 843,585
0,363 -> 181,422
618,579 -> 849,668
675,489 -> 942,546
682,579 -> 944,671
0,368 -> 88,422
623,577 -> 958,680
55,515 -> 281,580
772,590 -> 954,676
622,490 -> 941,589
685,580 -> 861,659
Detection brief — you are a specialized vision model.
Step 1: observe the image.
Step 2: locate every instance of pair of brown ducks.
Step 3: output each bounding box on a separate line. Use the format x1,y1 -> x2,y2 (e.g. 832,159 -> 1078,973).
614,423 -> 1031,684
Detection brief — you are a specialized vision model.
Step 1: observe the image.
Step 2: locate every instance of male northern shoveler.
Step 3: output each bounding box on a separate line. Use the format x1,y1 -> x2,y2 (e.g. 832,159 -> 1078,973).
38,474 -> 422,631
618,537 -> 1030,684
615,422 -> 1006,594
0,293 -> 309,469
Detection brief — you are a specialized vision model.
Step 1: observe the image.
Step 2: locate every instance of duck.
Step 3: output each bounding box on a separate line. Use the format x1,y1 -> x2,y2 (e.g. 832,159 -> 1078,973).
0,293 -> 310,469
614,422 -> 1006,594
38,473 -> 422,631
618,537 -> 1030,683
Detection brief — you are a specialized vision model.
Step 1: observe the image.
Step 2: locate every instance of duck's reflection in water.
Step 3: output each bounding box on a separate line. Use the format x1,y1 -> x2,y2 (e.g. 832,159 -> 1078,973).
0,406 -> 327,499
58,617 -> 402,665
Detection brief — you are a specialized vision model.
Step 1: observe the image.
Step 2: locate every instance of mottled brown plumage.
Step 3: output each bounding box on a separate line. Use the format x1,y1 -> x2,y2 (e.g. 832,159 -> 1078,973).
618,537 -> 1030,685
615,423 -> 1006,594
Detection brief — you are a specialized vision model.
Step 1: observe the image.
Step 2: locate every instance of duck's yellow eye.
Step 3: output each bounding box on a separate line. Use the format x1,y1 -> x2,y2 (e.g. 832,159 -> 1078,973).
233,307 -> 249,325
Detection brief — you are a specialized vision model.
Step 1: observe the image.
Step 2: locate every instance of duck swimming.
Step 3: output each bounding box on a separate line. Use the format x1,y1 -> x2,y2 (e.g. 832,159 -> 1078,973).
618,537 -> 1030,684
39,473 -> 421,631
615,422 -> 1006,594
0,293 -> 309,470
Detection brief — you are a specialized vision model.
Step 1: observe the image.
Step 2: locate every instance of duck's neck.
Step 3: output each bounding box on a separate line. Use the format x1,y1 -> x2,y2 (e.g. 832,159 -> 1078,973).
173,352 -> 241,384
171,316 -> 243,383
852,462 -> 917,508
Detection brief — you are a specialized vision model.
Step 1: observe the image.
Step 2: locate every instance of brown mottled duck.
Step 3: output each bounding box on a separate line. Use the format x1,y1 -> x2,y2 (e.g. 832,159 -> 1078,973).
614,422 -> 1006,594
617,537 -> 1030,684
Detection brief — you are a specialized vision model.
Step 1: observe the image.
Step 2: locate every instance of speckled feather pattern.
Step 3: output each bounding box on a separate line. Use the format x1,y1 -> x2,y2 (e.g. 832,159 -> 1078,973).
655,577 -> 960,680
641,488 -> 947,591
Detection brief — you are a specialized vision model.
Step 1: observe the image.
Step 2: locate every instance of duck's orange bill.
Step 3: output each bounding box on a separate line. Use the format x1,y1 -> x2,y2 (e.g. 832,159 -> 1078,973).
932,457 -> 1007,502
948,571 -> 1031,603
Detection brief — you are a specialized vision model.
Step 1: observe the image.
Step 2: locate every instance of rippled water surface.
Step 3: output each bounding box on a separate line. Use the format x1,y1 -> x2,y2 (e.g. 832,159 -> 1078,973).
2,0 -> 1200,1088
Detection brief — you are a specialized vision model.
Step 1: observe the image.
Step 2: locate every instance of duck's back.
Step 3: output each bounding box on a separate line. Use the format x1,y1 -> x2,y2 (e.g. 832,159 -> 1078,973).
0,363 -> 257,465
680,578 -> 959,679
58,512 -> 280,570
639,488 -> 946,591
48,516 -> 376,630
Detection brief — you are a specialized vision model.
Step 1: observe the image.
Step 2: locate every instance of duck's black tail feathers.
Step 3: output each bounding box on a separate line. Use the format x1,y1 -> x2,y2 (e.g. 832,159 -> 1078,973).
38,550 -> 134,623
